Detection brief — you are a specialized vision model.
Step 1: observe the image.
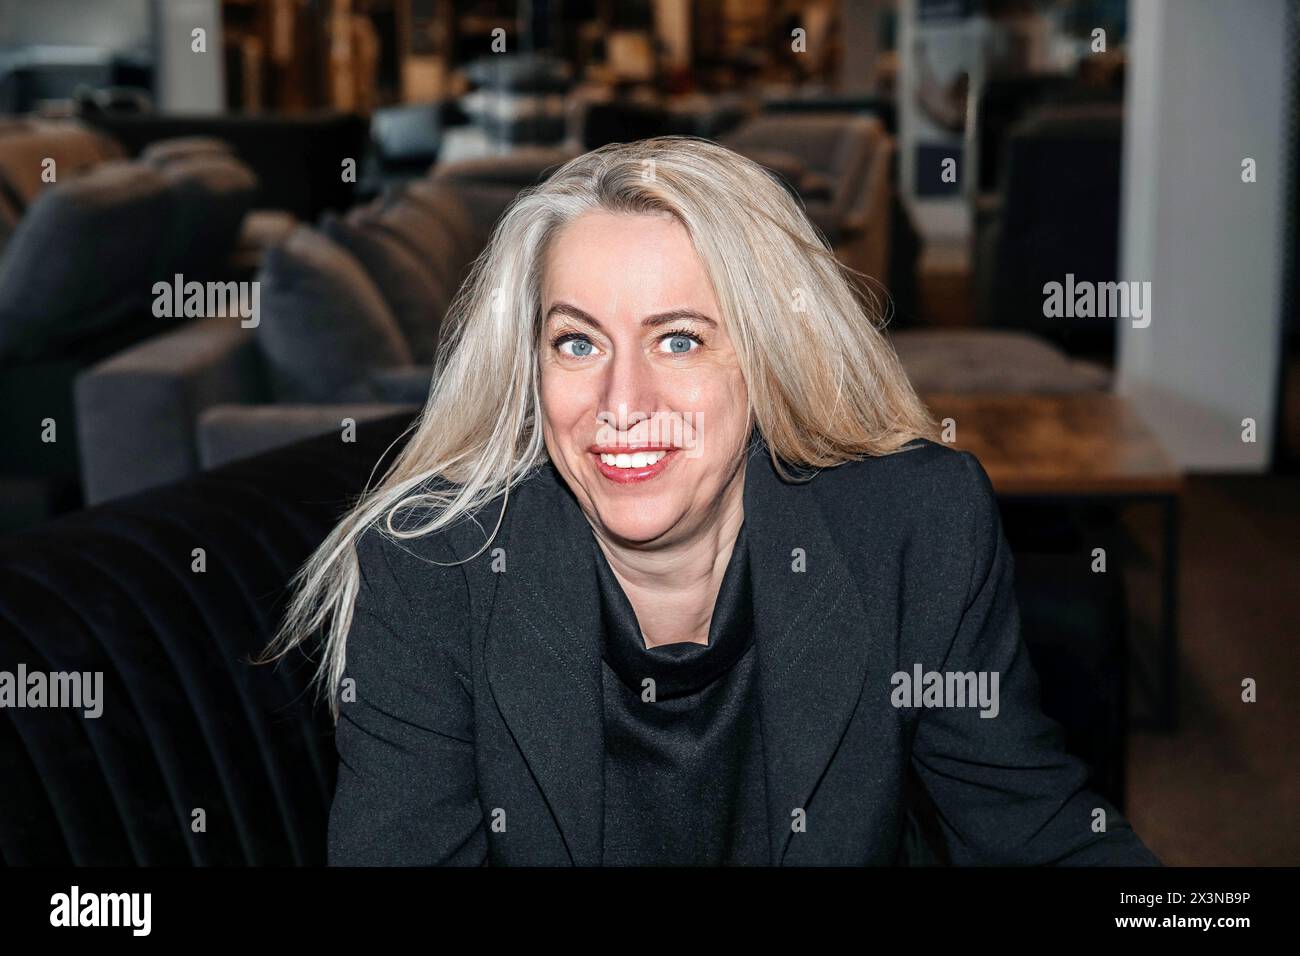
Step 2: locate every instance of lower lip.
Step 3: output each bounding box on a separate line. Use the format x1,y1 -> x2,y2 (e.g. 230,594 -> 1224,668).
593,449 -> 678,484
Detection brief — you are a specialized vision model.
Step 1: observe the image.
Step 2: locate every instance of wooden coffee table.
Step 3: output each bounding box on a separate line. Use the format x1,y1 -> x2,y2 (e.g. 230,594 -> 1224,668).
920,392 -> 1185,730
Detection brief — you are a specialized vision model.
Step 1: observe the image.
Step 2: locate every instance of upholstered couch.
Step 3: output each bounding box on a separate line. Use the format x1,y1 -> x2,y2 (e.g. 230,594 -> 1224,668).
973,103 -> 1125,359
74,176 -> 487,505
0,414 -> 411,864
0,119 -> 264,531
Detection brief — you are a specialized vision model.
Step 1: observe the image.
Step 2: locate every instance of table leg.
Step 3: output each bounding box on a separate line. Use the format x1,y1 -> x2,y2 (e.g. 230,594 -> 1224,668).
1160,495 -> 1181,731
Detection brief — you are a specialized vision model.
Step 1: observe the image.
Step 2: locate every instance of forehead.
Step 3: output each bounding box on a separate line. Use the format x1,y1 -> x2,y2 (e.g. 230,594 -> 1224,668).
542,210 -> 717,316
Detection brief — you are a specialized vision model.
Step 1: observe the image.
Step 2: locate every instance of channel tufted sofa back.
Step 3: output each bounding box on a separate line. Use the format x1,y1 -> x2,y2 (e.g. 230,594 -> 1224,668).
0,412 -> 413,865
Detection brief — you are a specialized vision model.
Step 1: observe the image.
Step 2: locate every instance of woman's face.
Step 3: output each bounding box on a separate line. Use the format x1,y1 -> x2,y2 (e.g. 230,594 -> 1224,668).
540,210 -> 750,547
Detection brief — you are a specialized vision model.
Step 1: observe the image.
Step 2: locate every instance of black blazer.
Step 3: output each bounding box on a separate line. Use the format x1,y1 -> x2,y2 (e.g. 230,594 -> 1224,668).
328,437 -> 1160,866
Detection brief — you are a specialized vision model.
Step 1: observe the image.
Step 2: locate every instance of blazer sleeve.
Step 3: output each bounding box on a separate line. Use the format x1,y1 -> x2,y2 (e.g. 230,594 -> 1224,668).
327,522 -> 487,865
907,451 -> 1161,866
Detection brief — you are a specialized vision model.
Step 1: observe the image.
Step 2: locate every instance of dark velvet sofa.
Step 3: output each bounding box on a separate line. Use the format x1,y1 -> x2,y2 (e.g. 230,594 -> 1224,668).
0,412 -> 414,865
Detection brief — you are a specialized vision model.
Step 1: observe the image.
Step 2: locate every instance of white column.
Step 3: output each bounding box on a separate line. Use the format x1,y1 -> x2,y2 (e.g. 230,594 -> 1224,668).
152,0 -> 225,113
1116,0 -> 1293,470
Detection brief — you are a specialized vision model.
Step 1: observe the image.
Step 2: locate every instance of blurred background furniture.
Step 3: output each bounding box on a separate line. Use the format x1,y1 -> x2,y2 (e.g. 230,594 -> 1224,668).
762,90 -> 896,135
429,142 -> 581,233
72,173 -> 486,505
0,117 -> 260,531
721,112 -> 894,290
362,99 -> 456,194
972,102 -> 1125,361
922,391 -> 1185,732
0,0 -> 1290,871
577,94 -> 749,150
80,110 -> 369,221
460,53 -> 573,150
891,328 -> 1111,393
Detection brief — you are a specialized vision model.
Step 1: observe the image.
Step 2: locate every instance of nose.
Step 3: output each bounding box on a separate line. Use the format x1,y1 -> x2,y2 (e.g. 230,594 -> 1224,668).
596,343 -> 659,435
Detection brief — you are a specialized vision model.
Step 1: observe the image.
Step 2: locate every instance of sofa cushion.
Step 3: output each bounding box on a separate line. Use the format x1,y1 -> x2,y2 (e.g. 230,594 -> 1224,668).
229,210 -> 299,275
431,145 -> 578,187
0,160 -> 172,359
0,187 -> 17,258
366,363 -> 436,404
156,154 -> 258,278
398,179 -> 481,253
140,136 -> 233,166
359,190 -> 475,318
0,118 -> 123,213
197,402 -> 420,470
430,180 -> 518,239
321,212 -> 448,363
427,150 -> 568,239
891,329 -> 1112,393
255,226 -> 413,402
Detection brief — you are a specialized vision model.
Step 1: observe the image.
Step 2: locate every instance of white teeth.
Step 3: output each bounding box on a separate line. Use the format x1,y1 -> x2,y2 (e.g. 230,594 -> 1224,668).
599,450 -> 669,469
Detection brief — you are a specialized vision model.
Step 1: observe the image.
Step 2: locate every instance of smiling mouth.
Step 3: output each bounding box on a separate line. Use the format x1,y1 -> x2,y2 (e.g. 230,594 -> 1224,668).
591,448 -> 678,484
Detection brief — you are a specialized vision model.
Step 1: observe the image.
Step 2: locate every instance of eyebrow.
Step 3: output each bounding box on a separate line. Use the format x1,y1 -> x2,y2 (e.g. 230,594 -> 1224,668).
545,302 -> 717,330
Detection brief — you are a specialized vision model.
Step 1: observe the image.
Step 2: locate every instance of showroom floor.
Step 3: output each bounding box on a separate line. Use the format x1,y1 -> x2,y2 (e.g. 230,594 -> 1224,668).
1125,474 -> 1300,865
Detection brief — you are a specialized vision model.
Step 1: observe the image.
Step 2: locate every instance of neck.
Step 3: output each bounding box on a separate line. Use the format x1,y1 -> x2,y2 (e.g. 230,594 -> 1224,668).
593,465 -> 747,648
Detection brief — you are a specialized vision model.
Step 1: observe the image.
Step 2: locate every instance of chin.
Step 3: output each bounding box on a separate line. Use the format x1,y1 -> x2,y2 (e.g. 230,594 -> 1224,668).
593,503 -> 683,545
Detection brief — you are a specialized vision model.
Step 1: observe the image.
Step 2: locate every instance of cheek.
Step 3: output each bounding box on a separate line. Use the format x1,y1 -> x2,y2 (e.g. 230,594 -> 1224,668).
674,368 -> 747,447
540,365 -> 595,437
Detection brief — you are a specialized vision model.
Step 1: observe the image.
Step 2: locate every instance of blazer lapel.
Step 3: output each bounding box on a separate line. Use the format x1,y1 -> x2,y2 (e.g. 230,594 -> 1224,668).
483,464 -> 605,865
742,440 -> 877,865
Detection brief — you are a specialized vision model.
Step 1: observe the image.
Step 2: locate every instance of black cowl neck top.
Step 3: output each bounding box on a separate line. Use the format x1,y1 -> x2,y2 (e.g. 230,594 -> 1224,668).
592,523 -> 770,866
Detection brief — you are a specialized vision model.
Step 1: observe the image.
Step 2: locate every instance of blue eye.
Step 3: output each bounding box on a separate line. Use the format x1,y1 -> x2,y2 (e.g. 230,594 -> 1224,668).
557,335 -> 595,357
662,332 -> 701,354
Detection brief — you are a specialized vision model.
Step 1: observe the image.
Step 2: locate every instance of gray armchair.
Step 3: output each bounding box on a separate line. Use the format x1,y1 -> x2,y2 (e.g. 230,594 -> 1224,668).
721,113 -> 894,285
431,143 -> 581,236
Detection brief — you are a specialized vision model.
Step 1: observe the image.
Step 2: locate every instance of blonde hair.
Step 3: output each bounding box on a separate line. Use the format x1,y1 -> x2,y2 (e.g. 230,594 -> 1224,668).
259,136 -> 937,717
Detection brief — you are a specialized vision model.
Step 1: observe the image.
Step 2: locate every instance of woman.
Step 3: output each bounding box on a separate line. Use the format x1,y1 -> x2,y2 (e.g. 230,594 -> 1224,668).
264,137 -> 1159,866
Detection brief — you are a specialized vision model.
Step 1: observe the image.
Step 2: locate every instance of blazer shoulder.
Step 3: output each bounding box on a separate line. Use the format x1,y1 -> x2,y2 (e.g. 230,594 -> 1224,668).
811,437 -> 992,516
352,464 -> 567,608
800,441 -> 1003,630
350,497 -> 496,655
352,475 -> 509,593
796,438 -> 1001,587
353,510 -> 465,610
